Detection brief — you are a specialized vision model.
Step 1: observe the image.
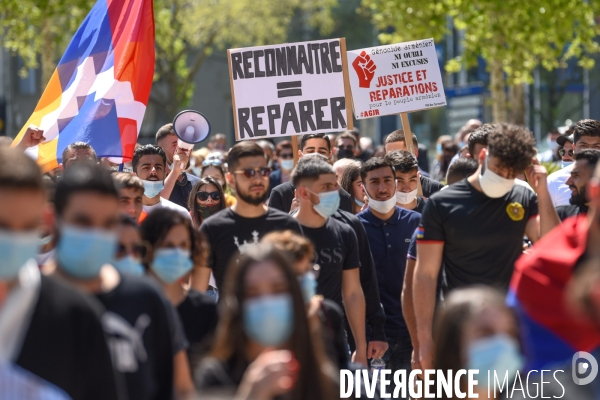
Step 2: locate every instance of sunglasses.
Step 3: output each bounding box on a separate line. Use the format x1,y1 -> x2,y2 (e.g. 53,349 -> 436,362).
233,167 -> 272,178
338,145 -> 353,151
196,191 -> 222,201
116,243 -> 147,258
279,153 -> 293,159
202,159 -> 222,166
559,148 -> 574,157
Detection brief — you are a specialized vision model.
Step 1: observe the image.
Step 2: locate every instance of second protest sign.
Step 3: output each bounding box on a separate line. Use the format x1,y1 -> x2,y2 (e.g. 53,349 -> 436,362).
228,38 -> 353,141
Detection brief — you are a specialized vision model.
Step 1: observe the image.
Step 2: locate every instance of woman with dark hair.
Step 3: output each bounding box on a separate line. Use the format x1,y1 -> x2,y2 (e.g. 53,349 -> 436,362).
188,176 -> 226,228
201,162 -> 236,207
194,244 -> 338,400
433,287 -> 523,399
339,160 -> 364,214
140,209 -> 218,374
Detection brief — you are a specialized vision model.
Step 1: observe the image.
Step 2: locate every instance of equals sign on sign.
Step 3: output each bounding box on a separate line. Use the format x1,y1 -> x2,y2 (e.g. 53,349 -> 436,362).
277,81 -> 302,98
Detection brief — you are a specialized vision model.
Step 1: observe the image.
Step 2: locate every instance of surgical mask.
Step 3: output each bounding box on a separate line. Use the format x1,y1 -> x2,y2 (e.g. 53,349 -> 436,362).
298,272 -> 317,303
467,334 -> 524,388
142,180 -> 164,198
0,229 -> 40,280
436,143 -> 443,155
113,255 -> 144,276
151,248 -> 193,284
396,188 -> 418,204
366,188 -> 397,214
310,190 -> 340,218
244,294 -> 293,346
478,153 -> 515,198
199,204 -> 221,219
561,161 -> 573,169
280,159 -> 295,171
547,136 -> 559,152
39,234 -> 53,247
56,225 -> 118,279
355,197 -> 365,208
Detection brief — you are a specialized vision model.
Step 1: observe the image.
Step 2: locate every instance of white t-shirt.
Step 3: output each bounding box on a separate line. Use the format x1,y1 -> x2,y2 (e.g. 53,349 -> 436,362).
546,164 -> 573,207
143,197 -> 193,222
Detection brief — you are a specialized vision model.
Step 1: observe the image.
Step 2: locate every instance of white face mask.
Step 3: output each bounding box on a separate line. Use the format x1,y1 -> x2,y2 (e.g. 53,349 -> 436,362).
365,186 -> 397,214
396,188 -> 418,205
478,152 -> 515,198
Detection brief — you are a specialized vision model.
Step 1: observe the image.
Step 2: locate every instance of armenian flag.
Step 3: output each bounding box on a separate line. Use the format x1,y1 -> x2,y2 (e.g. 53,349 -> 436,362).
12,0 -> 155,172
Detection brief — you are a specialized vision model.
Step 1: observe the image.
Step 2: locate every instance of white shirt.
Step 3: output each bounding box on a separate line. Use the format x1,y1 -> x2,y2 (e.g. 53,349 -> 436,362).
546,164 -> 574,207
143,197 -> 192,222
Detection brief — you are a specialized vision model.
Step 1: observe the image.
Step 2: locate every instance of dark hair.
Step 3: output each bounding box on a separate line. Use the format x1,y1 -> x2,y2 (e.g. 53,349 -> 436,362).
384,150 -> 418,174
61,142 -> 97,165
140,208 -> 207,271
132,144 -> 166,172
226,142 -> 265,172
155,123 -> 175,144
299,133 -> 331,152
574,149 -> 600,168
468,124 -> 494,157
0,147 -> 43,191
339,160 -> 363,197
487,124 -> 536,174
262,230 -> 314,264
573,119 -> 600,144
360,157 -> 394,182
113,172 -> 144,194
188,176 -> 226,227
446,158 -> 479,185
275,140 -> 293,155
54,162 -> 118,216
291,157 -> 335,187
210,244 -> 336,399
385,129 -> 418,148
336,132 -> 357,146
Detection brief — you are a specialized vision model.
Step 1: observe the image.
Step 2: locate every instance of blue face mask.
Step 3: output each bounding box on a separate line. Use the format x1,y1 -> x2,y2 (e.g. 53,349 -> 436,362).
142,180 -> 164,198
467,334 -> 524,388
280,159 -> 295,171
151,248 -> 193,284
298,272 -> 317,303
0,229 -> 40,280
355,197 -> 365,208
57,225 -> 118,279
436,143 -> 443,155
244,294 -> 293,347
561,161 -> 574,169
309,189 -> 340,218
113,255 -> 144,276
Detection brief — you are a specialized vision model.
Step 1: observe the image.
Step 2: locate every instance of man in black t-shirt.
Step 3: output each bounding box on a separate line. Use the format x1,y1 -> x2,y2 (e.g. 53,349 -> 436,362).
269,133 -> 354,213
555,149 -> 599,221
413,124 -> 561,371
200,142 -> 302,289
291,157 -> 368,366
385,150 -> 427,214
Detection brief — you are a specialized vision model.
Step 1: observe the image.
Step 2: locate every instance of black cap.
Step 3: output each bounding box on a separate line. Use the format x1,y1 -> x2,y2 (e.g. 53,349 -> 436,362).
557,133 -> 574,146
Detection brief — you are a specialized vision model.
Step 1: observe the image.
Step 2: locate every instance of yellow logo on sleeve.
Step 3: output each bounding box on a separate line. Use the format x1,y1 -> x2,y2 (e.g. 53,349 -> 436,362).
506,202 -> 525,221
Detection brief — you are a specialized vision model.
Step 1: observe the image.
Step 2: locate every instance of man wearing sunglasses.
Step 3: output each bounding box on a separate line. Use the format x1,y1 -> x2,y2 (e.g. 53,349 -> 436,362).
336,132 -> 358,160
199,142 -> 303,291
556,132 -> 574,168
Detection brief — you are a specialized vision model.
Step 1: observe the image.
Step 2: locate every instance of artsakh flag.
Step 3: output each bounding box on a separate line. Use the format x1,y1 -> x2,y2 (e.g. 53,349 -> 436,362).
12,0 -> 155,172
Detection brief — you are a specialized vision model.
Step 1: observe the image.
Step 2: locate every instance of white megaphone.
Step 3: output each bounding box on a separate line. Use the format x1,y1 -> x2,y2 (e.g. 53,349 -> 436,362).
172,110 -> 211,169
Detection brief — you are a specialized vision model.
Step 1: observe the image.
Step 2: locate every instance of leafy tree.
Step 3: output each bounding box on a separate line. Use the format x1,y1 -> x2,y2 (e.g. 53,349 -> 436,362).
363,0 -> 600,123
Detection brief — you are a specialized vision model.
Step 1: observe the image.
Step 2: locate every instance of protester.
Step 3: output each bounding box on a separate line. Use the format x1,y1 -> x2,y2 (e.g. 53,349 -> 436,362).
141,209 -> 218,373
557,132 -> 575,168
434,287 -> 522,399
414,123 -> 559,370
291,157 -> 367,366
269,140 -> 294,191
155,123 -> 200,210
339,160 -> 365,214
384,130 -> 443,197
358,136 -> 375,162
431,139 -> 458,182
270,133 -> 354,213
61,142 -> 97,170
537,128 -> 561,163
0,148 -> 120,400
194,244 -> 338,399
113,215 -> 146,276
188,176 -> 226,228
445,157 -> 479,185
332,157 -> 357,184
509,159 -> 600,370
547,119 -> 600,207
113,172 -> 145,221
385,150 -> 427,213
201,162 -> 237,207
132,144 -> 192,222
199,142 -> 302,291
335,132 -> 358,160
357,158 -> 420,385
555,150 -> 600,220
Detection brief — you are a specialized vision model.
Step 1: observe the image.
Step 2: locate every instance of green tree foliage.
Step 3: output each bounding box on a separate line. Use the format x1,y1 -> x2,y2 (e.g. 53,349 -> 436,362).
364,0 -> 600,123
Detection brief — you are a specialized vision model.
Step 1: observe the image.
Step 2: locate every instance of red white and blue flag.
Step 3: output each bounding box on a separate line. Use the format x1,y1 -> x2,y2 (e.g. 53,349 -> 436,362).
13,0 -> 155,171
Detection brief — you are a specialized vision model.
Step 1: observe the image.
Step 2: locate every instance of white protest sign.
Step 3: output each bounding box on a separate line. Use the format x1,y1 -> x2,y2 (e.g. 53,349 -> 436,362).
347,38 -> 446,119
228,38 -> 353,140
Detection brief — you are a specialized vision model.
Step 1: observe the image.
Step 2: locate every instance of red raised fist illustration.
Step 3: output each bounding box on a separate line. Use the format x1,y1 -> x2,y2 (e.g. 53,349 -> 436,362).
352,51 -> 377,88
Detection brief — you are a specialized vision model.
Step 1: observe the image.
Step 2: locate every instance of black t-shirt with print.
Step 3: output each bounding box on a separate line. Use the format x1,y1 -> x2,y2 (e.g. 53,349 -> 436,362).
96,275 -> 176,400
200,208 -> 303,289
418,178 -> 538,292
300,217 -> 360,310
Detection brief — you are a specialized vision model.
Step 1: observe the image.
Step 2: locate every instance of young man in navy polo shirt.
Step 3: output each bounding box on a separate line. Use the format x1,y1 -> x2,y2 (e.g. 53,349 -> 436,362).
357,157 -> 420,386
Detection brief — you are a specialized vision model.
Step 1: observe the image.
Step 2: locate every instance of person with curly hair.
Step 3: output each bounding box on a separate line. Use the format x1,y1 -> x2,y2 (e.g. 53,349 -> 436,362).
411,123 -> 560,372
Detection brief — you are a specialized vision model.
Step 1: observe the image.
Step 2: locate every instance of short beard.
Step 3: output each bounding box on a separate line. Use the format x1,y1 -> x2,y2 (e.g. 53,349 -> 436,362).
569,186 -> 587,206
235,185 -> 268,205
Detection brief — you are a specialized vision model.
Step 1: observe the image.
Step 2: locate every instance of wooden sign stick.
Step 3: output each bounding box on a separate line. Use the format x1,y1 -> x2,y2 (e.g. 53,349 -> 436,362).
400,112 -> 423,196
291,135 -> 300,166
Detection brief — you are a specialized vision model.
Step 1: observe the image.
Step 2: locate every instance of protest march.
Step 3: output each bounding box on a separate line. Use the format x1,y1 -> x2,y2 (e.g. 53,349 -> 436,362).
2,0 -> 600,399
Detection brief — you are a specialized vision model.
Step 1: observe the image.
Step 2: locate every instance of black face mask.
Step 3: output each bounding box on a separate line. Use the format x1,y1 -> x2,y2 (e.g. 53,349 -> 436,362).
199,204 -> 222,219
337,149 -> 354,160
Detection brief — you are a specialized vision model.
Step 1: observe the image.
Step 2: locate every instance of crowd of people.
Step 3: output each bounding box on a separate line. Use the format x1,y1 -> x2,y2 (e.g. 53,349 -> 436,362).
2,117 -> 600,399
